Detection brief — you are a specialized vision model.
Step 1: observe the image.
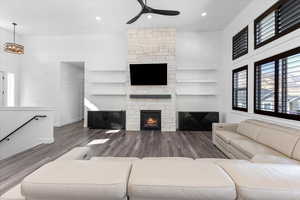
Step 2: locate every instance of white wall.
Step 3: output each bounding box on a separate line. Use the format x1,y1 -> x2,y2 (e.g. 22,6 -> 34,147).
221,0 -> 300,128
59,62 -> 84,126
20,31 -> 222,126
0,27 -> 22,106
20,33 -> 127,126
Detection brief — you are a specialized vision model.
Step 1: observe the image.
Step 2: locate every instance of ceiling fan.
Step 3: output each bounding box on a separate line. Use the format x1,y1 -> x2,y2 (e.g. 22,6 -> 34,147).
127,0 -> 180,24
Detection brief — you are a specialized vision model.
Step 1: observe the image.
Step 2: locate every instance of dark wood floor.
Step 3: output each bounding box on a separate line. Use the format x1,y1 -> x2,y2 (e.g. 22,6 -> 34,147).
0,121 -> 226,195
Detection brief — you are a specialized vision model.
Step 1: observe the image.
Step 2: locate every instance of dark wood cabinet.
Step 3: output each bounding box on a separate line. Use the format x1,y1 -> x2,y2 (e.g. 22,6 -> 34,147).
88,111 -> 126,130
178,112 -> 219,131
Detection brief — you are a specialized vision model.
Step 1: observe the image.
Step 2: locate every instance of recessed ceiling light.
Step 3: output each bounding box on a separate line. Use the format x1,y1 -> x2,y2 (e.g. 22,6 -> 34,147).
147,14 -> 152,19
201,12 -> 207,17
95,16 -> 102,21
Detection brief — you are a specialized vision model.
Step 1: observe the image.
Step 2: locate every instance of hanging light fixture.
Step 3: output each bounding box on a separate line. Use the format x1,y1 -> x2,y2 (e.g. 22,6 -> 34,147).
4,23 -> 24,54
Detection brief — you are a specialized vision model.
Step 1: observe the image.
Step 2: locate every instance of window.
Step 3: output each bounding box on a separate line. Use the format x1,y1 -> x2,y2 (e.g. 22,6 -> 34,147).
255,0 -> 300,49
232,26 -> 248,60
232,66 -> 248,112
255,47 -> 300,120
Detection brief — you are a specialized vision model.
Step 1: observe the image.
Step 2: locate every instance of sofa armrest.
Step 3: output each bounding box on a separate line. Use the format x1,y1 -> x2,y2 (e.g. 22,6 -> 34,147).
213,123 -> 239,132
212,123 -> 239,145
251,154 -> 300,165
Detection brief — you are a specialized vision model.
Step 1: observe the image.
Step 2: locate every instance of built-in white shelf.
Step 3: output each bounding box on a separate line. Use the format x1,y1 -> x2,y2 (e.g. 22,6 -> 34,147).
176,80 -> 217,84
90,93 -> 127,96
177,68 -> 217,71
88,81 -> 127,84
176,92 -> 217,96
88,70 -> 127,73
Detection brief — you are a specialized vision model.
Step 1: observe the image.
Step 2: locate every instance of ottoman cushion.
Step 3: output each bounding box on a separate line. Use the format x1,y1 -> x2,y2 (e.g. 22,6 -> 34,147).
220,163 -> 300,200
128,160 -> 236,200
22,160 -> 131,200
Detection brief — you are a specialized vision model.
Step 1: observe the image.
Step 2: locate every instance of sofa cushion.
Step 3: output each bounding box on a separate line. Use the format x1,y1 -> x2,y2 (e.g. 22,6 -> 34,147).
22,160 -> 131,200
236,120 -> 261,140
216,130 -> 248,144
91,156 -> 140,163
230,138 -> 285,158
256,123 -> 300,157
0,184 -> 25,200
220,163 -> 300,200
142,157 -> 193,161
292,139 -> 300,161
195,158 -> 250,165
251,154 -> 300,165
128,160 -> 236,200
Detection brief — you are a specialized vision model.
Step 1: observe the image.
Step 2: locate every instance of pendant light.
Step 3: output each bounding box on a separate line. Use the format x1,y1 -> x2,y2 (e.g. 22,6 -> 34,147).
4,23 -> 24,54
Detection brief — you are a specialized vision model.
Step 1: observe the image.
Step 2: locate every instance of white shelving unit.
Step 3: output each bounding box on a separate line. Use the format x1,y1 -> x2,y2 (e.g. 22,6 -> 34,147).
176,80 -> 217,84
88,69 -> 127,73
88,81 -> 127,84
176,92 -> 217,96
90,93 -> 127,96
176,68 -> 217,72
176,67 -> 218,99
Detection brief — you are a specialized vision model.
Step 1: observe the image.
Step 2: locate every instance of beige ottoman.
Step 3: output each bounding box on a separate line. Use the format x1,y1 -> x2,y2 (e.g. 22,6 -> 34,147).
0,184 -> 25,200
220,162 -> 300,200
56,147 -> 90,160
128,160 -> 236,200
22,160 -> 131,200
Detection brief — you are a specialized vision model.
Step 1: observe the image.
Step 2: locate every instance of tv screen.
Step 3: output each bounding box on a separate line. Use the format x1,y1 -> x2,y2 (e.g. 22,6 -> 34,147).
130,63 -> 167,85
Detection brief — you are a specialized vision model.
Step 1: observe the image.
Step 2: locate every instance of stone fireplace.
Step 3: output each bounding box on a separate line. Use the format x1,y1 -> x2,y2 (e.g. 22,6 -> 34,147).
126,28 -> 176,132
140,110 -> 161,131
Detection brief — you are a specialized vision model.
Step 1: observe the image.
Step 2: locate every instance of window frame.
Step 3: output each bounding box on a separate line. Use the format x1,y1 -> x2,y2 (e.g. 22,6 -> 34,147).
254,0 -> 300,49
232,26 -> 249,60
232,65 -> 248,112
254,47 -> 300,121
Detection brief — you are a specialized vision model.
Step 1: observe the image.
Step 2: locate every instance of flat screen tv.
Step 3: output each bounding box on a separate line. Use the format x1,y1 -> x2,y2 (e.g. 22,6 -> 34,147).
130,63 -> 168,85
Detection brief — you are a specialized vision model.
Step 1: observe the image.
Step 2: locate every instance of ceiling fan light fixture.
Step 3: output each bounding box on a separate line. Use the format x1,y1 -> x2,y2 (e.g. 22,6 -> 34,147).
201,12 -> 207,17
147,14 -> 152,19
4,23 -> 24,55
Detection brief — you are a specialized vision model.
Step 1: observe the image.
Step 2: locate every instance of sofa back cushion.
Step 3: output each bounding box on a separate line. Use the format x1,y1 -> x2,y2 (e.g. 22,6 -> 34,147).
237,120 -> 261,140
255,121 -> 300,157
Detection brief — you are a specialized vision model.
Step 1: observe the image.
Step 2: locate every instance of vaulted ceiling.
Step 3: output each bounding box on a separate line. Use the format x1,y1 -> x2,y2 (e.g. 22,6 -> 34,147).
0,0 -> 253,35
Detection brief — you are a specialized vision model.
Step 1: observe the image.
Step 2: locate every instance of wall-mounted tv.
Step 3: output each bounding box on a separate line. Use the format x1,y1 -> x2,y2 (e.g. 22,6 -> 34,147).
130,63 -> 167,85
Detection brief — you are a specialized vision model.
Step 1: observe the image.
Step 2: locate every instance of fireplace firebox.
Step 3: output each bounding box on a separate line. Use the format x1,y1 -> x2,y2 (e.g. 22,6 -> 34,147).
140,110 -> 161,131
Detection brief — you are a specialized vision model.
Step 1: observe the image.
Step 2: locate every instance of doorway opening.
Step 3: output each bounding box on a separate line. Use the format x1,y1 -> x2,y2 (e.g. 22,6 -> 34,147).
59,62 -> 85,126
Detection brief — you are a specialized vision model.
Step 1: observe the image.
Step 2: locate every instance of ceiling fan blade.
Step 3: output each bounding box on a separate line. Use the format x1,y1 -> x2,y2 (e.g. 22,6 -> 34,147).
151,9 -> 180,16
127,11 -> 144,24
137,0 -> 145,7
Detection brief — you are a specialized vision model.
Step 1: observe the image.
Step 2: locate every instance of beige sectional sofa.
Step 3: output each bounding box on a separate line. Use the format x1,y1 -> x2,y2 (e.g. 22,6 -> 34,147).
213,119 -> 300,163
3,157 -> 300,200
2,119 -> 300,200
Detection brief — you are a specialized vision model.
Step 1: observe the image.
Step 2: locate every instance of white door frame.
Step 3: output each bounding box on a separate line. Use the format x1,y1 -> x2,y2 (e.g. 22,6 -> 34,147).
0,71 -> 5,106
